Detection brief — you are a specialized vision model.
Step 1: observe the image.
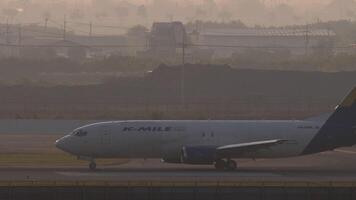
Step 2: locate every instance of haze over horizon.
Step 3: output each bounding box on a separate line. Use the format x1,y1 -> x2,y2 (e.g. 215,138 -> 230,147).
0,0 -> 355,34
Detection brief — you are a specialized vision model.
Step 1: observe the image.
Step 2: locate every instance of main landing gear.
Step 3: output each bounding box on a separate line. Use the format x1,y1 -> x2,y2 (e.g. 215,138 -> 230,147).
214,159 -> 237,171
89,161 -> 97,171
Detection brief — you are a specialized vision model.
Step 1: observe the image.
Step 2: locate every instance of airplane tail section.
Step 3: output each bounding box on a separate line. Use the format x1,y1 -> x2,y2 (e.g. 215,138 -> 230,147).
302,87 -> 356,155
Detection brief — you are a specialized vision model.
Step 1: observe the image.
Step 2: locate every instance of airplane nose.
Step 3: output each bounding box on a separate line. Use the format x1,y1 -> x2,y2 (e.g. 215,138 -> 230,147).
55,137 -> 68,152
55,138 -> 64,149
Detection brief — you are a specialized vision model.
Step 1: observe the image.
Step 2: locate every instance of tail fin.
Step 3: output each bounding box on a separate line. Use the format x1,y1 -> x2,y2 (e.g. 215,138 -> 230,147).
302,87 -> 356,155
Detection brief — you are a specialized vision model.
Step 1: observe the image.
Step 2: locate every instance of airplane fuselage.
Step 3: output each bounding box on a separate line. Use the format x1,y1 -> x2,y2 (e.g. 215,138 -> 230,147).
55,87 -> 356,170
57,120 -> 322,160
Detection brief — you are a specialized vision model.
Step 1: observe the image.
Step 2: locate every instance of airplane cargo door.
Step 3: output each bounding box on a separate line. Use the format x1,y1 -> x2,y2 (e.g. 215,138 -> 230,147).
94,124 -> 114,156
100,125 -> 113,156
201,123 -> 215,145
102,123 -> 127,157
101,127 -> 111,145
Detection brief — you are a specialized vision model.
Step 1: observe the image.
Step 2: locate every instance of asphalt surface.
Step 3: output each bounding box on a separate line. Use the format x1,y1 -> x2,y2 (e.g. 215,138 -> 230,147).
2,165 -> 356,182
3,148 -> 356,182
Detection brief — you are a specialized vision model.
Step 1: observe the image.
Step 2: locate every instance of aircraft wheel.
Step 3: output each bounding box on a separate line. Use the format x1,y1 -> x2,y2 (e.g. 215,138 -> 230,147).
89,162 -> 97,171
226,159 -> 237,171
214,159 -> 226,171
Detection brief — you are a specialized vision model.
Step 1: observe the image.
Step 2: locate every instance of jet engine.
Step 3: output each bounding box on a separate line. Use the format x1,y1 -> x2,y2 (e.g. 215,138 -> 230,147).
180,146 -> 217,165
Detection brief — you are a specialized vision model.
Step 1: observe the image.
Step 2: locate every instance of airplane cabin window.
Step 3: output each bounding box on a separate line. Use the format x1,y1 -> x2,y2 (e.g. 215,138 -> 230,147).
74,130 -> 88,137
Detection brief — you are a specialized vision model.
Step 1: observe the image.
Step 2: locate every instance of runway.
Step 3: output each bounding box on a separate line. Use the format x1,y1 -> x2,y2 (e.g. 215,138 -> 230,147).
3,151 -> 356,182
1,161 -> 355,200
54,168 -> 356,182
1,167 -> 356,183
2,167 -> 356,200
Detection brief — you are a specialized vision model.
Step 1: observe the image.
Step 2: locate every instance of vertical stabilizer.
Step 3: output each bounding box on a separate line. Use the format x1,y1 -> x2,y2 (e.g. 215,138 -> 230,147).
302,87 -> 356,155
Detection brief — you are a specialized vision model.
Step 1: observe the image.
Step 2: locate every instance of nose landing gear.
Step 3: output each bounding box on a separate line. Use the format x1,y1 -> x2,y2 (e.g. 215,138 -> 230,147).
214,159 -> 237,171
78,156 -> 97,171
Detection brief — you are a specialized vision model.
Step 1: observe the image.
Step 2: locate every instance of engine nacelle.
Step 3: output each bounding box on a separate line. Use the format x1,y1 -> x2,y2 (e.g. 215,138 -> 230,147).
180,146 -> 217,165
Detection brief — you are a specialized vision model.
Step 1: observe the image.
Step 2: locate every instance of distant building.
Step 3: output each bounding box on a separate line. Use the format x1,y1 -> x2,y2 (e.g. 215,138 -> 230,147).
67,35 -> 128,58
190,28 -> 336,58
0,24 -> 67,58
141,21 -> 187,58
0,24 -> 128,59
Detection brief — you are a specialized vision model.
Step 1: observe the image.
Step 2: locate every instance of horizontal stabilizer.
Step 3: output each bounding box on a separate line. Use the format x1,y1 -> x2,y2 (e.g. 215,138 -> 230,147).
305,113 -> 331,122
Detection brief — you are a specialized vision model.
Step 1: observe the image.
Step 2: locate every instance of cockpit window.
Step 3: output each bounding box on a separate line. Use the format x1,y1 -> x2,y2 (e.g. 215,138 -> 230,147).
73,130 -> 88,137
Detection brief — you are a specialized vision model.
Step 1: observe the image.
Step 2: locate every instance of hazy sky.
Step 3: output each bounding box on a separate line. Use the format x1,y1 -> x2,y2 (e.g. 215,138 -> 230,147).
1,0 -> 355,35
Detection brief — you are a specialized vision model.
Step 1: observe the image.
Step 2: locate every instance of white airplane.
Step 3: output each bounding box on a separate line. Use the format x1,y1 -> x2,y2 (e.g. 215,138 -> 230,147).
56,87 -> 356,171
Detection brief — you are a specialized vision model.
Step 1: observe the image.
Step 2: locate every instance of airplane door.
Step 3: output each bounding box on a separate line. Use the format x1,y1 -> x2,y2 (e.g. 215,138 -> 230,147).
201,124 -> 214,145
103,122 -> 127,157
101,127 -> 111,145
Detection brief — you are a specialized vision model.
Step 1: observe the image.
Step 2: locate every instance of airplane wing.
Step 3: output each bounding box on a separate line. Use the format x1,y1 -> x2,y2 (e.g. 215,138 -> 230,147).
216,139 -> 288,157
